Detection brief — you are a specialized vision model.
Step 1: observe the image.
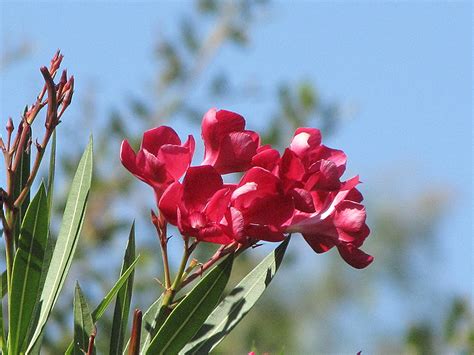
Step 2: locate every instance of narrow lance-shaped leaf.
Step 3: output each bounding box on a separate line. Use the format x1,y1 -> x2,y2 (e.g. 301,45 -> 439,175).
26,137 -> 93,353
73,283 -> 95,355
110,222 -> 136,354
146,254 -> 234,355
9,184 -> 49,354
64,256 -> 140,354
26,132 -> 57,355
26,236 -> 55,355
180,238 -> 290,354
91,256 -> 140,321
0,268 -> 4,354
1,272 -> 6,298
13,128 -> 31,248
123,295 -> 163,354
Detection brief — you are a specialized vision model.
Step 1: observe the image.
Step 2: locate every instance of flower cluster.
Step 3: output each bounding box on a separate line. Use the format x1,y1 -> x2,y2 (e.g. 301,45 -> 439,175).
121,108 -> 373,268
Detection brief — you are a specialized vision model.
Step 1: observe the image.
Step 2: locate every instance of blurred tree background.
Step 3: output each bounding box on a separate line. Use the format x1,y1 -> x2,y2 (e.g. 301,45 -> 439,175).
1,0 -> 472,354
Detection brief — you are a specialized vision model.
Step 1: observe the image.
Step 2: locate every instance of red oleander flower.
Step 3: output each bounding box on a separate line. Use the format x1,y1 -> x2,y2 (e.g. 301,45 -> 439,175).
120,109 -> 373,268
280,127 -> 347,192
230,167 -> 294,243
251,144 -> 281,173
201,108 -> 260,174
159,165 -> 235,244
120,126 -> 195,199
286,176 -> 373,269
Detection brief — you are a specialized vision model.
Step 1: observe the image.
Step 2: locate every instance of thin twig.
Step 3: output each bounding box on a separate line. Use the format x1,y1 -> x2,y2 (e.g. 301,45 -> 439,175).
179,242 -> 239,290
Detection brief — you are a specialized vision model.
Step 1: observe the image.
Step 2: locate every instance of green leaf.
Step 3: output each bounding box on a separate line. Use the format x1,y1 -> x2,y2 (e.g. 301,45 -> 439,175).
123,295 -> 164,355
0,270 -> 4,354
109,222 -> 136,354
139,295 -> 164,352
24,237 -> 55,355
73,282 -> 95,355
9,184 -> 49,354
180,238 -> 290,354
26,137 -> 93,353
146,254 -> 234,355
13,129 -> 31,249
1,271 -> 6,298
91,256 -> 139,321
64,256 -> 140,354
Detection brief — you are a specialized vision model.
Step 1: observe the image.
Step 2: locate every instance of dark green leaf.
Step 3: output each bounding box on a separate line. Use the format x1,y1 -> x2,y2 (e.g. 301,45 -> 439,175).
26,137 -> 93,352
181,238 -> 290,354
146,254 -> 234,355
123,295 -> 164,354
13,128 -> 31,249
0,270 -> 4,353
73,283 -> 95,355
91,256 -> 139,321
64,256 -> 140,354
139,295 -> 164,352
109,222 -> 136,354
9,184 -> 49,354
1,272 -> 6,298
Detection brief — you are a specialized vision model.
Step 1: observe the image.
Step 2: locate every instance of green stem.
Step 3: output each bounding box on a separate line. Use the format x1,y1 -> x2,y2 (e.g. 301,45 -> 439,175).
160,238 -> 191,312
157,216 -> 171,289
171,238 -> 190,291
4,209 -> 14,294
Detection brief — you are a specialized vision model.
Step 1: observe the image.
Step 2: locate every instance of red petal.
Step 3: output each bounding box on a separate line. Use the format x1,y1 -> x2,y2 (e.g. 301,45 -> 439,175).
212,131 -> 259,174
303,233 -> 336,253
337,223 -> 370,244
183,134 -> 195,157
337,244 -> 374,269
309,145 -> 347,176
158,182 -> 183,225
120,140 -> 138,175
334,201 -> 366,232
306,159 -> 341,191
245,194 -> 294,227
280,149 -> 305,188
291,188 -> 315,213
205,187 -> 233,222
290,128 -> 322,156
252,146 -> 280,172
157,142 -> 193,180
142,126 -> 181,155
182,166 -> 223,211
136,149 -> 168,185
215,109 -> 245,136
196,225 -> 234,244
245,224 -> 286,242
346,187 -> 364,203
202,108 -> 245,152
239,167 -> 280,194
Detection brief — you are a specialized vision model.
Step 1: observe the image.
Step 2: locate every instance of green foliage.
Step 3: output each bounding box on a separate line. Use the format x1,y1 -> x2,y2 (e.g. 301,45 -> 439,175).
138,296 -> 163,352
64,255 -> 140,353
26,137 -> 93,352
73,282 -> 95,355
12,128 -> 31,249
9,183 -> 49,354
109,222 -> 136,354
146,254 -> 234,354
181,238 -> 290,354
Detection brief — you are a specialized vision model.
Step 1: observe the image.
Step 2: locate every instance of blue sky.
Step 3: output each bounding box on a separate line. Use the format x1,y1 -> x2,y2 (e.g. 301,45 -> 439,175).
1,0 -> 472,349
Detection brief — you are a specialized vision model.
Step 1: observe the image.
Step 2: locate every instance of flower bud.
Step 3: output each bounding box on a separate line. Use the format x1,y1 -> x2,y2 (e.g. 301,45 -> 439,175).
6,117 -> 14,134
